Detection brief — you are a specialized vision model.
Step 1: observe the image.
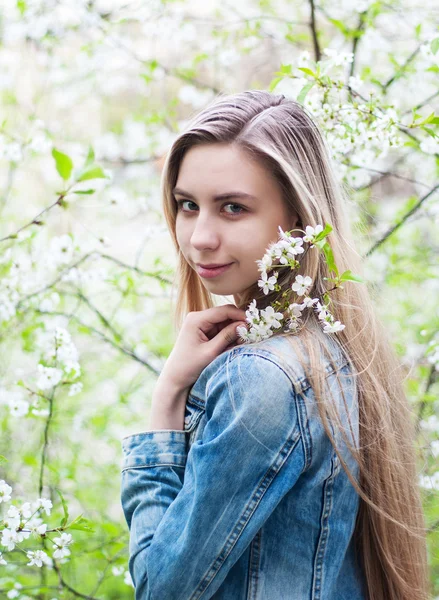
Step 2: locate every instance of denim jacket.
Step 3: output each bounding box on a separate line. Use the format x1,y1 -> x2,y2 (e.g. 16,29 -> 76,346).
121,324 -> 367,599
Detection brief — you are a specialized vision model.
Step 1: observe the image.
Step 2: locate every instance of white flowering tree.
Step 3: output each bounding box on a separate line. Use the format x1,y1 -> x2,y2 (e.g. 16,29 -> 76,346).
0,0 -> 438,597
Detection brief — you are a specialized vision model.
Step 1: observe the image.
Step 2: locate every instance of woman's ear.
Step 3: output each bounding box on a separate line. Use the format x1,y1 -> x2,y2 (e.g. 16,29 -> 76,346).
291,214 -> 302,230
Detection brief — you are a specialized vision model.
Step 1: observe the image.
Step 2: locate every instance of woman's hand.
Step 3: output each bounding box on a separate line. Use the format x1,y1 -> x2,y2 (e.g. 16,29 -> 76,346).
159,304 -> 248,393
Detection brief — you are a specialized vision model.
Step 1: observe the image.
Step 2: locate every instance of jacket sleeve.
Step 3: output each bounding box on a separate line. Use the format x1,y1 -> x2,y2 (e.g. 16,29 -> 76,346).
120,350 -> 308,600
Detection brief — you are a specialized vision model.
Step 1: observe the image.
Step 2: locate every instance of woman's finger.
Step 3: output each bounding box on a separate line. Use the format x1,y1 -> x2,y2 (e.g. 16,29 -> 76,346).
206,321 -> 247,356
198,304 -> 247,329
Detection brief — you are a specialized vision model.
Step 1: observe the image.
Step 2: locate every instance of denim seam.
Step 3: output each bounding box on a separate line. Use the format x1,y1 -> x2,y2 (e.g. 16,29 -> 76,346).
246,527 -> 262,600
121,462 -> 187,472
184,401 -> 205,432
228,347 -> 349,394
122,431 -> 187,442
191,433 -> 302,599
191,353 -> 349,402
311,453 -> 337,600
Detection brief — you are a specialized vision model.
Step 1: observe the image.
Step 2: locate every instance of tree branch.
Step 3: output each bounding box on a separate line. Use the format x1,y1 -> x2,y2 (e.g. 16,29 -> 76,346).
365,183 -> 439,256
32,309 -> 161,375
308,0 -> 321,62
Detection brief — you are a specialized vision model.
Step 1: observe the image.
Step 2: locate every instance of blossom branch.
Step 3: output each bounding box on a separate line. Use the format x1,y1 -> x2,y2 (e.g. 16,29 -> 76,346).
32,309 -> 161,375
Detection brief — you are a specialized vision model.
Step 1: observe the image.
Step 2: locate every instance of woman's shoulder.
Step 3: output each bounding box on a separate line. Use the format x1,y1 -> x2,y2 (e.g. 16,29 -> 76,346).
190,322 -> 352,401
230,329 -> 350,390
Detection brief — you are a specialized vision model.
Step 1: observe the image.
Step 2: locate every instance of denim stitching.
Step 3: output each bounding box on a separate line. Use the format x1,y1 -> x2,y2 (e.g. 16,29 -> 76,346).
192,434 -> 302,599
311,453 -> 337,599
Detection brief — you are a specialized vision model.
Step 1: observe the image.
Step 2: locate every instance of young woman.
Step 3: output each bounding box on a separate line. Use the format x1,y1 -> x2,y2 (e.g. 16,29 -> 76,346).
120,90 -> 430,599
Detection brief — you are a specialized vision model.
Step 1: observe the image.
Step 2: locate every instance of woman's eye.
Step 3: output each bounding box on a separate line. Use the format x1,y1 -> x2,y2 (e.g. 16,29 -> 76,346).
223,203 -> 245,215
176,200 -> 197,211
176,200 -> 245,216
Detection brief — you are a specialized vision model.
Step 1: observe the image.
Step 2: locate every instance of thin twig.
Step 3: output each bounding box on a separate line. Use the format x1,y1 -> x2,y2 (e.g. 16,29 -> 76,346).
381,44 -> 422,91
403,89 -> 439,116
38,389 -> 56,497
308,0 -> 321,62
52,559 -> 100,600
365,184 -> 439,256
416,365 -> 437,427
0,195 -> 64,243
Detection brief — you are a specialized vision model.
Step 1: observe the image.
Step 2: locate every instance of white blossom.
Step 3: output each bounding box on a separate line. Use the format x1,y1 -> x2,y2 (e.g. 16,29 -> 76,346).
36,364 -> 63,390
288,303 -> 304,318
53,532 -> 73,559
323,48 -> 354,67
26,549 -> 51,567
303,225 -> 324,245
420,136 -> 439,156
0,480 -> 12,503
8,397 -> 29,418
34,497 -> 53,516
257,271 -> 278,295
3,507 -> 20,530
48,234 -> 75,267
291,275 -> 313,296
260,306 -> 284,329
1,528 -> 19,551
255,253 -> 273,271
301,297 -> 319,309
68,382 -> 83,396
322,320 -> 346,334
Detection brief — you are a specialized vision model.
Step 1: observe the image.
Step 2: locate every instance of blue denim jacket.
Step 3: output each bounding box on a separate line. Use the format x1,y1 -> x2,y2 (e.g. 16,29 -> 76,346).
121,325 -> 367,599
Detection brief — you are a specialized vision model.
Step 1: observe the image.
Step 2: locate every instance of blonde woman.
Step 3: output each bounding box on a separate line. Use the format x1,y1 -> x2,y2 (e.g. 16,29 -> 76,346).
120,90 -> 430,599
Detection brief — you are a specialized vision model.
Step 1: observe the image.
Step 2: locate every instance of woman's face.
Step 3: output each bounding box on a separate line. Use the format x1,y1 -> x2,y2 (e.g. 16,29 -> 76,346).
174,142 -> 299,306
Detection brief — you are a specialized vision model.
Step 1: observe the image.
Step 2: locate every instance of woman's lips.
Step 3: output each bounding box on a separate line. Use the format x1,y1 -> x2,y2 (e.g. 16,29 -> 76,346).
196,263 -> 234,278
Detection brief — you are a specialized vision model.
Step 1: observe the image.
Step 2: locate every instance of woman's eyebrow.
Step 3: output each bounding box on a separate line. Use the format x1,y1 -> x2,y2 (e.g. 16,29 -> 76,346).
173,187 -> 257,202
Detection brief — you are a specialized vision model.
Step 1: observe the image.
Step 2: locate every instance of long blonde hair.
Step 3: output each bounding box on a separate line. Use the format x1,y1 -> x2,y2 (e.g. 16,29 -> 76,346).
160,90 -> 430,600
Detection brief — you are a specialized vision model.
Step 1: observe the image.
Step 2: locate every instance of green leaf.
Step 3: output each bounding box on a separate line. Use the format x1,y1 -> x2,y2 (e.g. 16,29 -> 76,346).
77,166 -> 108,182
422,127 -> 438,138
314,223 -> 333,242
84,146 -> 95,167
17,0 -> 26,16
327,17 -> 350,36
73,189 -> 96,195
0,455 -> 8,465
269,76 -> 283,92
418,112 -> 437,126
297,67 -> 316,78
322,241 -> 338,277
297,81 -> 315,104
66,514 -> 95,533
52,148 -> 73,181
56,488 -> 69,528
431,38 -> 439,55
279,63 -> 293,75
340,270 -> 364,283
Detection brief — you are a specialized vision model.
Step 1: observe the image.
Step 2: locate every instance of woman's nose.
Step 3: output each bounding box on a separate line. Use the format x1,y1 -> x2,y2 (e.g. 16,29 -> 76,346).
190,215 -> 220,251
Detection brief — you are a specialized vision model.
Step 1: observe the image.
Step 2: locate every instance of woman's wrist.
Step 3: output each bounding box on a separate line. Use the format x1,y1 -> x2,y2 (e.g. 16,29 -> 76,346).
147,378 -> 189,431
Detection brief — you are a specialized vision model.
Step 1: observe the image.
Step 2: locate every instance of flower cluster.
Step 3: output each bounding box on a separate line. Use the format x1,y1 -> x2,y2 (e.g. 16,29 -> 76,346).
237,224 -> 361,344
0,326 -> 83,420
0,478 -> 74,569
